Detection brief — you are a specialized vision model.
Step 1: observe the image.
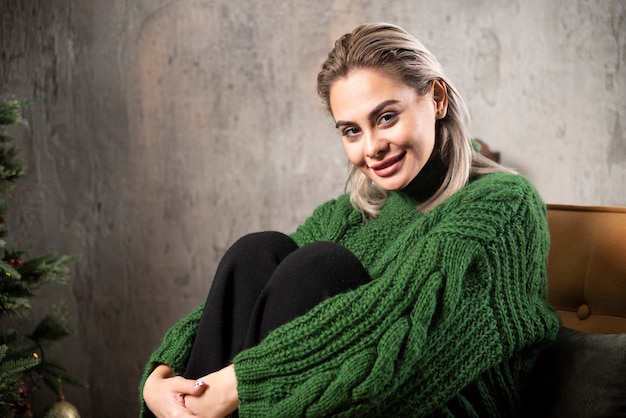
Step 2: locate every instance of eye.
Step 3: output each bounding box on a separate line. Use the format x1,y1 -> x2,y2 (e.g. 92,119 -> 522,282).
378,112 -> 397,126
341,126 -> 361,138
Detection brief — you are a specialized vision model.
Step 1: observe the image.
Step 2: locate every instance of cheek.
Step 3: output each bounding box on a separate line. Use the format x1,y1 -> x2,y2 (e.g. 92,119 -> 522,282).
342,142 -> 365,166
406,122 -> 436,152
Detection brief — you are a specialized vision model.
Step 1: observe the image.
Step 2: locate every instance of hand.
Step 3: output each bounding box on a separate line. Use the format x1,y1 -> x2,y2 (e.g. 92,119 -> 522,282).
184,364 -> 239,418
144,364 -> 207,418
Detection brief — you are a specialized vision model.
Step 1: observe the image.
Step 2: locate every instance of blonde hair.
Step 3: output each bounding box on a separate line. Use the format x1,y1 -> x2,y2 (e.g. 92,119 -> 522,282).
317,23 -> 512,218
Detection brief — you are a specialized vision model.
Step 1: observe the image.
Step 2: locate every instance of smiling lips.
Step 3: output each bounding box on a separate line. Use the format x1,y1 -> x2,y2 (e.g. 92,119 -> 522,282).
369,152 -> 406,177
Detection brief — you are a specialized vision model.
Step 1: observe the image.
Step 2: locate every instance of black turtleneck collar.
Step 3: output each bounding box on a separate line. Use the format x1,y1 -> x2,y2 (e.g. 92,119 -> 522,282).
400,156 -> 447,203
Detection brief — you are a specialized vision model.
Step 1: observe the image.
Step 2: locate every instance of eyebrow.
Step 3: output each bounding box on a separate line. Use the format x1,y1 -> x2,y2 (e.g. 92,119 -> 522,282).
334,99 -> 401,129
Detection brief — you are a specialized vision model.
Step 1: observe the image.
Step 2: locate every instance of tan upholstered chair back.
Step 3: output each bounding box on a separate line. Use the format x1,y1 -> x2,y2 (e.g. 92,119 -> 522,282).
546,204 -> 626,334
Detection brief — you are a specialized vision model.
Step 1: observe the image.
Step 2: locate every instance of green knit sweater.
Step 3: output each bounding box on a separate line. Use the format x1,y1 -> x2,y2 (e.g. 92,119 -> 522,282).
139,172 -> 560,417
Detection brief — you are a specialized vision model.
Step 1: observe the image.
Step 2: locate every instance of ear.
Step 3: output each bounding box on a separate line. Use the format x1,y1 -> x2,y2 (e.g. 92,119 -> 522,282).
432,80 -> 448,119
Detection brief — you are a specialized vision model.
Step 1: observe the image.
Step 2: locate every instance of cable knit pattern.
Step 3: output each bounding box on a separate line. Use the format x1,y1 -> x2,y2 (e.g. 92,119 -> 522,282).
139,172 -> 560,417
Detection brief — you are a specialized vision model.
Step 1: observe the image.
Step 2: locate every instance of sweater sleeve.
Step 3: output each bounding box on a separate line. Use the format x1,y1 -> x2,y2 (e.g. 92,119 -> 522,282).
232,174 -> 560,417
138,304 -> 204,418
289,194 -> 355,246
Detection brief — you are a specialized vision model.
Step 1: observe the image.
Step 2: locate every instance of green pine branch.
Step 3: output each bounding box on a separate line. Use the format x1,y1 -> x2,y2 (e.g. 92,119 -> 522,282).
0,259 -> 20,279
0,146 -> 25,193
0,253 -> 79,318
0,346 -> 40,379
0,99 -> 29,126
31,304 -> 76,348
0,99 -> 29,193
0,294 -> 30,317
13,254 -> 79,286
0,344 -> 40,414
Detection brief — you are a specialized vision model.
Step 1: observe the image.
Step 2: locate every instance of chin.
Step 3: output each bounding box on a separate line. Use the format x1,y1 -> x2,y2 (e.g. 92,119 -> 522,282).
374,178 -> 410,191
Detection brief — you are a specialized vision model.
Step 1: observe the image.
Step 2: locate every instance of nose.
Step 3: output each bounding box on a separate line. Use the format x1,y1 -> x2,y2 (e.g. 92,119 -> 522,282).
365,131 -> 388,159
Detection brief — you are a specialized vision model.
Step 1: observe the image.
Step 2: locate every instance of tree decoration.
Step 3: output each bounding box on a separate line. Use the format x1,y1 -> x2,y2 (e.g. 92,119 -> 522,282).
42,378 -> 80,418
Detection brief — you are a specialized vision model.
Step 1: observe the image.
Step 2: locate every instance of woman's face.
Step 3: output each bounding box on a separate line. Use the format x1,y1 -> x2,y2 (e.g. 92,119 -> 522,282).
329,68 -> 447,191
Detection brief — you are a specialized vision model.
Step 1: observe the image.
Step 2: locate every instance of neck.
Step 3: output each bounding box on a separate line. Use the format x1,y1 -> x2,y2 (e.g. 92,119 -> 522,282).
401,156 -> 447,203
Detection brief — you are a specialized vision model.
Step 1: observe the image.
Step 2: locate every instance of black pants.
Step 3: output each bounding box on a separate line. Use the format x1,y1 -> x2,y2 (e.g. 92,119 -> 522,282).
184,231 -> 371,379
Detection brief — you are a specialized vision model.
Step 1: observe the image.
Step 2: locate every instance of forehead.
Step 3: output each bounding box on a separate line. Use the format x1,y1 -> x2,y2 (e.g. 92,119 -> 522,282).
329,69 -> 418,119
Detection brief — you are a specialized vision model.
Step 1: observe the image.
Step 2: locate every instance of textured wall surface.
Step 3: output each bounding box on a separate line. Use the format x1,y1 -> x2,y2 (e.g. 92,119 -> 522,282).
1,0 -> 624,416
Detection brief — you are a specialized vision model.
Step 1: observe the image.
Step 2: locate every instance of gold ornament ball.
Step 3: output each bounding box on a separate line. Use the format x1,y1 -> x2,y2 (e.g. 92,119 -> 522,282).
43,397 -> 80,418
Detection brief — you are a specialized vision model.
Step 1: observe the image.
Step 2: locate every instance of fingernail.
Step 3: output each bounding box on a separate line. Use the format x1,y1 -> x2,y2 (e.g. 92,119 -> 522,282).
194,380 -> 206,387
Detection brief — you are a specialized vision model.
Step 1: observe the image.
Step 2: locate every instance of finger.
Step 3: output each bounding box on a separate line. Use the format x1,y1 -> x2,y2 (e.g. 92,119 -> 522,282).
170,404 -> 198,418
189,379 -> 208,395
169,375 -> 204,396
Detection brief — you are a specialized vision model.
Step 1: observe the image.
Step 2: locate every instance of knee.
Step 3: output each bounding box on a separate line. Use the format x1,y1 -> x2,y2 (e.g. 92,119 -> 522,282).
226,231 -> 297,260
273,241 -> 370,290
231,231 -> 293,250
211,231 -> 298,295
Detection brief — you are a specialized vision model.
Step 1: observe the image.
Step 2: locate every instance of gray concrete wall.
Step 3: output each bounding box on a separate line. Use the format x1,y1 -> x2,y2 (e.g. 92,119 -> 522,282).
1,0 -> 624,416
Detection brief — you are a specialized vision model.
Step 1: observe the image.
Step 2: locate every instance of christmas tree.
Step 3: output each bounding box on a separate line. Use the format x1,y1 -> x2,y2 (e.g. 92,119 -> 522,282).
0,99 -> 86,417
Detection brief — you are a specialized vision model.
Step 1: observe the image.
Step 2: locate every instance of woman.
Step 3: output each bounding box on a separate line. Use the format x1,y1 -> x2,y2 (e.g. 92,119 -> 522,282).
141,23 -> 560,417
